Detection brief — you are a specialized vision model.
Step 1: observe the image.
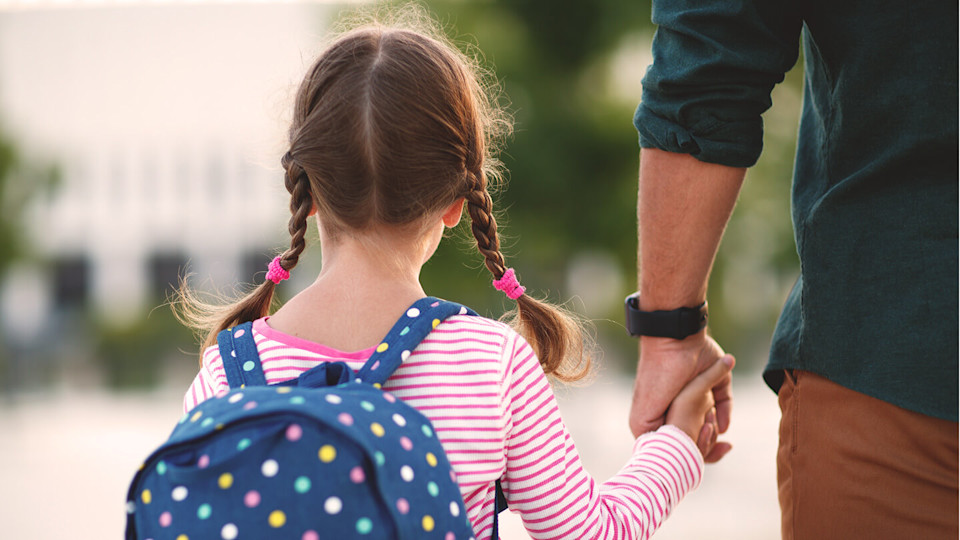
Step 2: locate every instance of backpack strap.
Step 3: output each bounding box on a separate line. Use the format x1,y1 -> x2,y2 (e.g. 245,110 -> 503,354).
217,321 -> 267,389
356,297 -> 476,387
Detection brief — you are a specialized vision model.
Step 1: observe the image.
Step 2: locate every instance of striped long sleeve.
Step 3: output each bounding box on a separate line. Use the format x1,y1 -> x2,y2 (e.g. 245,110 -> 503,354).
183,315 -> 703,539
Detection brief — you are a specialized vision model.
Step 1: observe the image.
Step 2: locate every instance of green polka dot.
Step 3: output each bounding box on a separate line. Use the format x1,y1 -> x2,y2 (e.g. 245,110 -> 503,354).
156,461 -> 167,475
290,396 -> 306,405
373,451 -> 385,466
427,482 -> 439,497
360,401 -> 375,412
197,503 -> 212,520
356,517 -> 373,534
400,326 -> 410,336
294,476 -> 311,494
421,425 -> 434,437
237,438 -> 252,451
200,417 -> 214,428
242,361 -> 256,372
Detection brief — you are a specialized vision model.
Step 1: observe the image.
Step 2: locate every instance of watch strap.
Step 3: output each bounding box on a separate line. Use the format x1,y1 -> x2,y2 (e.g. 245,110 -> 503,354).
625,293 -> 708,339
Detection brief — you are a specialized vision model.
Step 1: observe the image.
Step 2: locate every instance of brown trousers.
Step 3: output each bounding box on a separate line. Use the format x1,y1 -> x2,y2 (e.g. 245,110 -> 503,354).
777,370 -> 958,540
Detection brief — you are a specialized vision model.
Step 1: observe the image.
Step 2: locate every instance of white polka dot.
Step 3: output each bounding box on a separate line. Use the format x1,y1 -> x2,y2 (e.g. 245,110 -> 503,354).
228,392 -> 244,403
325,394 -> 342,404
171,486 -> 188,501
392,413 -> 406,427
125,501 -> 136,514
459,306 -> 467,315
221,523 -> 238,540
401,350 -> 411,361
230,350 -> 236,357
406,308 -> 420,318
261,459 -> 279,477
324,496 -> 343,514
450,501 -> 461,516
400,465 -> 414,482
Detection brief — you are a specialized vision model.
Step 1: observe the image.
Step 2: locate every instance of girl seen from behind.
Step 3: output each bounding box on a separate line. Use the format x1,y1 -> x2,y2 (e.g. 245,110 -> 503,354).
178,8 -> 732,539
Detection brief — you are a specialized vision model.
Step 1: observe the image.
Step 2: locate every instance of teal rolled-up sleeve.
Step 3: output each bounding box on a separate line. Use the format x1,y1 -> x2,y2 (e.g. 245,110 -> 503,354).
635,0 -> 803,167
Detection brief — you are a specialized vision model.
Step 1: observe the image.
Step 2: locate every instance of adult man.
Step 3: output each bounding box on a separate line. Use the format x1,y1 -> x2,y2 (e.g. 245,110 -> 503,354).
627,2 -> 957,538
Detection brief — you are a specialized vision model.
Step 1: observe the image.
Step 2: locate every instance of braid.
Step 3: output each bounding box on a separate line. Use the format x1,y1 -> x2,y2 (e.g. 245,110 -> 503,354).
464,171 -> 506,279
280,151 -> 313,272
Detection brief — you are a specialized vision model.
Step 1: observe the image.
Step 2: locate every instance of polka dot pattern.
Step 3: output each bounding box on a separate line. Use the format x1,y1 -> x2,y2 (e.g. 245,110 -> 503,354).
127,300 -> 476,540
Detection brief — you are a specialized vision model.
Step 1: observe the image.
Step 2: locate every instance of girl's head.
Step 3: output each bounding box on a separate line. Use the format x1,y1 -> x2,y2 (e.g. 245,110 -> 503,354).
179,9 -> 589,381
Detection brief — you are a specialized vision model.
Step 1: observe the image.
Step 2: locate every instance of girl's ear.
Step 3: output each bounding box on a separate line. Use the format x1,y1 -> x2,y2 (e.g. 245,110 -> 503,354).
441,198 -> 465,228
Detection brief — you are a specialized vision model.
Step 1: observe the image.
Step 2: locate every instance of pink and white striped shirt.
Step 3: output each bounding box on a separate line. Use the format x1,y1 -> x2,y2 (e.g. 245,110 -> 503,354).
184,315 -> 703,539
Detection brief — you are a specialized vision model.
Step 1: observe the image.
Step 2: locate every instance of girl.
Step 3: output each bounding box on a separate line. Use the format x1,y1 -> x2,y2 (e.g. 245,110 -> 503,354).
178,10 -> 732,540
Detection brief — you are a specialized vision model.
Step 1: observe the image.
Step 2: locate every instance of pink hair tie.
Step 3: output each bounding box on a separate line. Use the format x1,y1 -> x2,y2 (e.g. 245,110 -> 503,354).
493,268 -> 525,300
266,256 -> 290,284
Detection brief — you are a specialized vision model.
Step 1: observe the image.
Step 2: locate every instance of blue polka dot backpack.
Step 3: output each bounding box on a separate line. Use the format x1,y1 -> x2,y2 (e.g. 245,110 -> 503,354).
126,297 -> 506,540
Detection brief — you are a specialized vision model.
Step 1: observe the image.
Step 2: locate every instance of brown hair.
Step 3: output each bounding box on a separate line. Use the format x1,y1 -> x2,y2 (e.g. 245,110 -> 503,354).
176,7 -> 590,381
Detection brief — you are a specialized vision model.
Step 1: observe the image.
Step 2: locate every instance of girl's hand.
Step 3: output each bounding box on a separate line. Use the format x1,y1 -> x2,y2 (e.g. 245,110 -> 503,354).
665,355 -> 735,460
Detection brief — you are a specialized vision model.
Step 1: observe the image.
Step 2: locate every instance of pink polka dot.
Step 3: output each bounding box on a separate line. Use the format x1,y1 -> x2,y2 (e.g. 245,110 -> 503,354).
338,412 -> 354,426
302,531 -> 319,540
383,393 -> 396,403
215,388 -> 229,398
244,490 -> 261,508
350,466 -> 365,483
430,301 -> 440,307
371,360 -> 380,371
234,329 -> 245,338
399,436 -> 413,451
286,424 -> 303,441
158,511 -> 172,527
446,533 -> 455,540
197,454 -> 210,469
449,470 -> 457,483
243,401 -> 257,410
396,498 -> 410,514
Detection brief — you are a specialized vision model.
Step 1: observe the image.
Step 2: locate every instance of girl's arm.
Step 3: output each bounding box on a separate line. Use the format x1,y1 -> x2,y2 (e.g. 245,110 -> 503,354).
499,333 -> 726,540
182,346 -> 229,413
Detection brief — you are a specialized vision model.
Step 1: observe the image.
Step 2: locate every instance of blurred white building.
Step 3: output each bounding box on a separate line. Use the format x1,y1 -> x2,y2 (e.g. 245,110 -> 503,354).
0,3 -> 339,329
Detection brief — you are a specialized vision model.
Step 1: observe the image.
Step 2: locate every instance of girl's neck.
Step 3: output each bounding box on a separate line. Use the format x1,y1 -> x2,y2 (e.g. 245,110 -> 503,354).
265,223 -> 440,351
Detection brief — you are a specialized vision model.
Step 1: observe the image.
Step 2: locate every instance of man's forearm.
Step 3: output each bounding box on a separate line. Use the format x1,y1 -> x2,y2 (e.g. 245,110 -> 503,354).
637,148 -> 746,311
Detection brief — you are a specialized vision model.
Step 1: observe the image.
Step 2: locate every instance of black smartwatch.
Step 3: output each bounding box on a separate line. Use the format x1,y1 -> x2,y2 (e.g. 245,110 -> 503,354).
624,292 -> 707,339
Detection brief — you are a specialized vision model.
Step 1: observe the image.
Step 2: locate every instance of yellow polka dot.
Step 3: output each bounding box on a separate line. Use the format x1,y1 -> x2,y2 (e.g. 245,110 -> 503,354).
190,411 -> 203,422
422,515 -> 435,532
138,463 -> 145,472
373,383 -> 382,389
176,535 -> 189,540
269,510 -> 286,528
425,452 -> 438,467
376,342 -> 389,353
319,445 -> 337,463
141,489 -> 152,504
218,472 -> 233,489
276,387 -> 292,394
370,422 -> 385,437
432,319 -> 440,329
215,423 -> 225,430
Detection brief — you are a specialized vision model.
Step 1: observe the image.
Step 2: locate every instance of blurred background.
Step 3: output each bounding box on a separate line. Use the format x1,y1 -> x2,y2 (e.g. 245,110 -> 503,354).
0,0 -> 801,537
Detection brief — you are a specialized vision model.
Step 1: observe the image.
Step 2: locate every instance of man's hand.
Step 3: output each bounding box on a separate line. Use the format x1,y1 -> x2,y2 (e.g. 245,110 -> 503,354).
629,332 -> 734,462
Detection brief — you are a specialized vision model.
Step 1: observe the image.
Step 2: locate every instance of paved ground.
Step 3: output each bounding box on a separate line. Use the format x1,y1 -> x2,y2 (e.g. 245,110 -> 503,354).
0,370 -> 781,539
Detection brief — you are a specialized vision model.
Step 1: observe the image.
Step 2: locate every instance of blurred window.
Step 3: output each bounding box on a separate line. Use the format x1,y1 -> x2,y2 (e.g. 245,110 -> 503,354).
52,256 -> 90,309
148,252 -> 187,300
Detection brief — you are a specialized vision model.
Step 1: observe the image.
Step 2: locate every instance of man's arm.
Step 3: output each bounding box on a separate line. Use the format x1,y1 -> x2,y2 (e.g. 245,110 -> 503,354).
630,148 -> 745,462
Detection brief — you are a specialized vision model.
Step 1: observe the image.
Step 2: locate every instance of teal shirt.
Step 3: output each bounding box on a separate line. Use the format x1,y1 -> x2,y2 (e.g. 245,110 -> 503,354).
635,1 -> 958,421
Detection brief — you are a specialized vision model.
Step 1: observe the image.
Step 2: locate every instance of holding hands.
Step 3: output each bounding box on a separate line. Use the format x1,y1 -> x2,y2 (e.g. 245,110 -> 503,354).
631,333 -> 735,462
